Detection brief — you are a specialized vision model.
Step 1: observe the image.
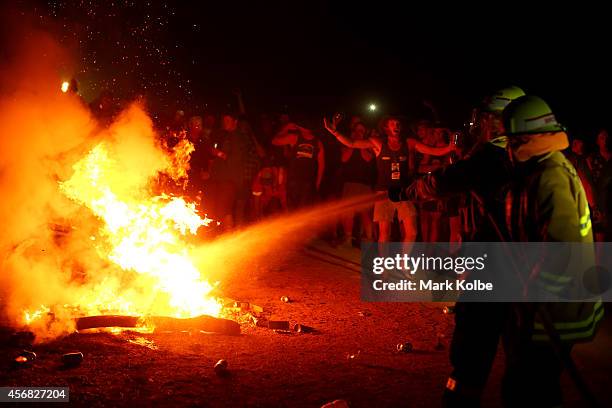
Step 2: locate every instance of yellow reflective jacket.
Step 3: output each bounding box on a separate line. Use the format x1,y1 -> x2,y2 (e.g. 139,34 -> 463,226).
507,147 -> 603,343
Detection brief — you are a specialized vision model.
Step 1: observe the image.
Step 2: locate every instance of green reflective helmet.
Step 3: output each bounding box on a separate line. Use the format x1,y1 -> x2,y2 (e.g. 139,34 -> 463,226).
482,86 -> 526,113
503,95 -> 564,136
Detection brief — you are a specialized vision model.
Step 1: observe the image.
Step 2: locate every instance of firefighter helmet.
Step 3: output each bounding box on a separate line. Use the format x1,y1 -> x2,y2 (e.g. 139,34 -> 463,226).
503,95 -> 564,136
482,86 -> 526,113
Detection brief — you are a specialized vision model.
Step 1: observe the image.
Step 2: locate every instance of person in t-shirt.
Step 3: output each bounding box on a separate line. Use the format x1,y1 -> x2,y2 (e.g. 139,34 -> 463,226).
272,120 -> 325,209
208,112 -> 257,230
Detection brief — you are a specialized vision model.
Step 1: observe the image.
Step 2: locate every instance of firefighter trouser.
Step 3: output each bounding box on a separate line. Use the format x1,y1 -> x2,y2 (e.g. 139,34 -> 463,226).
443,302 -> 566,408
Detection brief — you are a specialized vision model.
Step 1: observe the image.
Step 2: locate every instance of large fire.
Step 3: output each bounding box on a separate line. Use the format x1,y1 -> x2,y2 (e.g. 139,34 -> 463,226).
58,143 -> 220,318
0,32 -> 378,340
19,106 -> 222,333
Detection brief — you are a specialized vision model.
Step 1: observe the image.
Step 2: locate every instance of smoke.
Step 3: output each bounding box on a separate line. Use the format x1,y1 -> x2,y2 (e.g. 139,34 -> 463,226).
0,27 -> 171,340
0,30 -> 94,330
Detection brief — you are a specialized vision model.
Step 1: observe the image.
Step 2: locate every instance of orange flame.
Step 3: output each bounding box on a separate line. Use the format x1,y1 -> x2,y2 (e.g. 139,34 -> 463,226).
0,30 -> 224,339
20,106 -> 221,329
57,141 -> 220,318
166,138 -> 195,190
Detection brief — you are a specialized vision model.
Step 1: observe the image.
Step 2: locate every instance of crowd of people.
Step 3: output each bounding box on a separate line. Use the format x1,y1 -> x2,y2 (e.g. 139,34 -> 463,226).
88,88 -> 612,246
161,106 -> 457,242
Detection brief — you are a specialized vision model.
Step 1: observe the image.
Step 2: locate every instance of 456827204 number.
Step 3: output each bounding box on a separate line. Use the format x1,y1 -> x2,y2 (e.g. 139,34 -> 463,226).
1,387 -> 69,402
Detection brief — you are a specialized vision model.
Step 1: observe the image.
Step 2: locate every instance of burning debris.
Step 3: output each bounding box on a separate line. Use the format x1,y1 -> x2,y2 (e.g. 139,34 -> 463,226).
1,98 -> 229,340
12,350 -> 37,369
55,135 -> 220,320
0,34 -> 238,338
13,356 -> 30,368
18,350 -> 37,363
74,314 -> 240,335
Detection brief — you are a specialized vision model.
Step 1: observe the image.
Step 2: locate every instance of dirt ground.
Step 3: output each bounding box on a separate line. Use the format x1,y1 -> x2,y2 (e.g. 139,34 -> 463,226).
1,244 -> 611,407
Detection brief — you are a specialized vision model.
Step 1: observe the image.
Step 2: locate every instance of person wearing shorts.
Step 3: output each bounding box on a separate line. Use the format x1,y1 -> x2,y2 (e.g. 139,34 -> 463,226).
324,115 -> 451,252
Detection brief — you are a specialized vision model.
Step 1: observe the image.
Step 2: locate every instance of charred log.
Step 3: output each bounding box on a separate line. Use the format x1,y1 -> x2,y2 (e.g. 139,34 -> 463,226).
75,315 -> 240,335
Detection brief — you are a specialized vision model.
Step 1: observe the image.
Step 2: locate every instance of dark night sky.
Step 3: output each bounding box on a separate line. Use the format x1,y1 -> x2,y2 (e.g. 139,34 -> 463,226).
5,1 -> 611,137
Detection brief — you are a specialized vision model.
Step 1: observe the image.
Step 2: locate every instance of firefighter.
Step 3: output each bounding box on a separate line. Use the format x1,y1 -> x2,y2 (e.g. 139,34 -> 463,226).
391,87 -> 525,407
487,95 -> 604,407
407,91 -> 603,406
394,86 -> 526,240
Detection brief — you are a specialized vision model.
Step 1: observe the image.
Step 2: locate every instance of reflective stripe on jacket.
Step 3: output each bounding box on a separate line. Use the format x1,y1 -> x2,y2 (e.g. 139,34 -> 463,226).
507,150 -> 603,343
